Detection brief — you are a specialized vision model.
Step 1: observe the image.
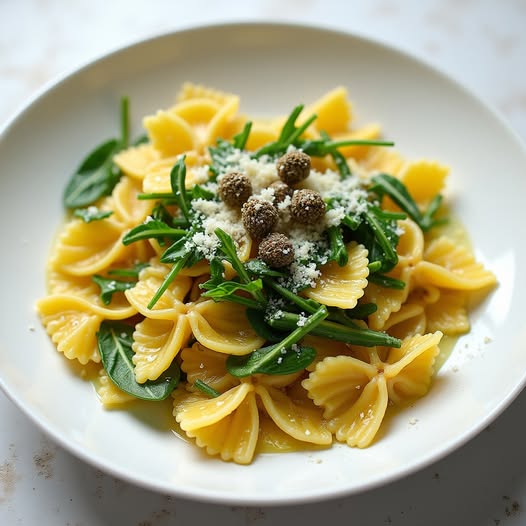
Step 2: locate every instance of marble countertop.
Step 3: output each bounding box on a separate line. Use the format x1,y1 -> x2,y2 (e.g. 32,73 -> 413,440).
1,1 -> 526,524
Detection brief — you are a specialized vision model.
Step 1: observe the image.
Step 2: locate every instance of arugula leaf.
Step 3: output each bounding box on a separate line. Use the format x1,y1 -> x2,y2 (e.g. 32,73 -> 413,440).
326,225 -> 348,266
226,305 -> 327,377
244,259 -> 287,279
122,219 -> 186,245
269,311 -> 401,348
370,173 -> 444,231
73,207 -> 113,223
201,279 -> 265,309
147,250 -> 193,309
347,203 -> 402,274
233,121 -> 252,149
170,156 -> 191,222
97,321 -> 180,400
253,105 -> 316,158
209,138 -> 238,178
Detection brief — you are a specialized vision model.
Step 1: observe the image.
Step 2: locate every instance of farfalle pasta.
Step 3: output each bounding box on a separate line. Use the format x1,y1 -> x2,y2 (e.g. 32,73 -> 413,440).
36,83 -> 497,464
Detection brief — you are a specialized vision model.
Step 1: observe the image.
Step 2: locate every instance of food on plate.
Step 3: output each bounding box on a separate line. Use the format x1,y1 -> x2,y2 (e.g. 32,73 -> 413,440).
36,83 -> 497,464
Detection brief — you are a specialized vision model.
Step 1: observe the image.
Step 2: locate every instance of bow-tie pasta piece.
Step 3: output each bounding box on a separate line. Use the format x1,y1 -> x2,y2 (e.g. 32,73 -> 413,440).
414,236 -> 497,290
132,315 -> 191,383
305,86 -> 352,136
331,123 -> 382,161
180,342 -> 239,394
187,300 -> 265,355
301,335 -> 355,372
304,354 -> 389,448
361,266 -> 412,330
381,303 -> 427,340
396,218 -> 425,268
175,82 -> 237,105
400,160 -> 449,208
255,385 -> 332,446
110,176 -> 154,227
331,376 -> 389,448
37,299 -> 102,364
113,143 -> 160,181
303,355 -> 378,419
424,290 -> 469,335
384,331 -> 442,405
142,151 -> 210,195
97,367 -> 136,407
50,216 -> 141,277
304,241 -> 369,309
143,110 -> 197,157
170,97 -> 222,143
36,280 -> 138,364
174,384 -> 259,464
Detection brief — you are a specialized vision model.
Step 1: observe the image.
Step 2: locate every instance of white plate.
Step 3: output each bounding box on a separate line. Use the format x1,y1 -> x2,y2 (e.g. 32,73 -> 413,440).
0,22 -> 525,505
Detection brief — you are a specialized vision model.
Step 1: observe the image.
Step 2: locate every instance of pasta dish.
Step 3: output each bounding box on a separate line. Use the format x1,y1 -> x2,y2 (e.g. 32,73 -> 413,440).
36,83 -> 497,464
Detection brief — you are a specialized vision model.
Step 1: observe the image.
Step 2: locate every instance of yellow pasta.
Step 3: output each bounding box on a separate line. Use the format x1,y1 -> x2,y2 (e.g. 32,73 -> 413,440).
36,83 -> 497,465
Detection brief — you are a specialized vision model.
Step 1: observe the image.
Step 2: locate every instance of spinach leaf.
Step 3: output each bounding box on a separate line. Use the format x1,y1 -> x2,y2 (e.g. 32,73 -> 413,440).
73,207 -> 113,223
245,308 -> 287,343
97,321 -> 180,400
63,97 -> 131,209
63,139 -> 122,208
227,344 -> 317,377
92,275 -> 136,305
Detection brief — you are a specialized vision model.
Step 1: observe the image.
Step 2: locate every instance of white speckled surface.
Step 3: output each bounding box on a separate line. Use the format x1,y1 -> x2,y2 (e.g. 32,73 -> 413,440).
1,1 -> 526,524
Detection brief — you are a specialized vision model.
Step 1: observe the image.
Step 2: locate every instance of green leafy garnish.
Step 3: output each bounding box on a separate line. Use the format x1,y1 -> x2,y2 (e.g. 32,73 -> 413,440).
63,97 -> 130,208
268,312 -> 401,348
97,321 -> 180,400
92,262 -> 147,304
122,219 -> 186,245
92,275 -> 136,305
193,379 -> 220,398
370,173 -> 444,231
73,207 -> 113,223
226,305 -> 327,377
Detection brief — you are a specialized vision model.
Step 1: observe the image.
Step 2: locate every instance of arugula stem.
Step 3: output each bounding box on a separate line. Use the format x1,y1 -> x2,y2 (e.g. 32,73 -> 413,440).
137,193 -> 177,200
194,379 -> 220,398
263,278 -> 318,314
170,156 -> 191,222
364,208 -> 398,263
147,252 -> 191,309
120,96 -> 130,148
269,312 -> 401,348
252,305 -> 328,371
